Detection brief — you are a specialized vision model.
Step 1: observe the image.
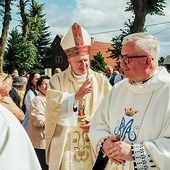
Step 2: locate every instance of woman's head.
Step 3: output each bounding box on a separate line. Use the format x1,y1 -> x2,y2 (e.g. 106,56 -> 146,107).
0,73 -> 13,97
25,72 -> 40,96
27,73 -> 40,88
36,75 -> 50,96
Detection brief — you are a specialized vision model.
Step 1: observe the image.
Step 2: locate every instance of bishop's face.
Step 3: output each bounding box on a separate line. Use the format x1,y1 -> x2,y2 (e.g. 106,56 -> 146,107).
68,54 -> 90,75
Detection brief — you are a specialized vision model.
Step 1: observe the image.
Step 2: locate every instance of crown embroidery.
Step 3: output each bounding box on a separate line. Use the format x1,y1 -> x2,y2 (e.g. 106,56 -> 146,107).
125,108 -> 138,117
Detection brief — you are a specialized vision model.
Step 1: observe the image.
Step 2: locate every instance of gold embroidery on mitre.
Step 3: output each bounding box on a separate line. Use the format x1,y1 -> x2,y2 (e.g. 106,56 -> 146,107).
65,46 -> 90,58
73,131 -> 90,163
72,23 -> 83,46
64,23 -> 90,57
125,107 -> 138,117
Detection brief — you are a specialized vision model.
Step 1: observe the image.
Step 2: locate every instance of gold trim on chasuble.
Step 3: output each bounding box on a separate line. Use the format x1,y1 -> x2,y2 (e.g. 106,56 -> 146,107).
64,24 -> 90,58
73,131 -> 90,162
112,164 -> 125,170
70,82 -> 91,166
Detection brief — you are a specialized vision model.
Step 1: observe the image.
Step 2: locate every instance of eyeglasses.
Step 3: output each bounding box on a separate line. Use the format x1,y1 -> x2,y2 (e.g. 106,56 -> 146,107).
119,55 -> 147,64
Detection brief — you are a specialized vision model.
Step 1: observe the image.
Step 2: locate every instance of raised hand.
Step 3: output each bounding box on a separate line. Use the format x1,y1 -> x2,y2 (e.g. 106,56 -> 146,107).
75,79 -> 92,101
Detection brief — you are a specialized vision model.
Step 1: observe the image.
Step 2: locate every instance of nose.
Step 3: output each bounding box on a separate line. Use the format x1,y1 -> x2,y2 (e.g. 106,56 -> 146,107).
79,61 -> 86,66
120,61 -> 126,68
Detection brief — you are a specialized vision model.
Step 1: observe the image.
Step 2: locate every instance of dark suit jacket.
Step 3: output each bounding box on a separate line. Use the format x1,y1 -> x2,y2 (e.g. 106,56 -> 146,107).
9,87 -> 20,108
108,75 -> 115,86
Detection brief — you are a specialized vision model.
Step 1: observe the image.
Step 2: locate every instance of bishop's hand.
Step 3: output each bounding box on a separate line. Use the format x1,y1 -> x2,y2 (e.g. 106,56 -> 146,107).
75,79 -> 92,101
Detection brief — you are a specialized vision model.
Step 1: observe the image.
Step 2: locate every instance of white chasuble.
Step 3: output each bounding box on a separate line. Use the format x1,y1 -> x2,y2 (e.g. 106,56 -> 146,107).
105,91 -> 154,170
46,66 -> 111,170
0,104 -> 42,170
89,67 -> 170,170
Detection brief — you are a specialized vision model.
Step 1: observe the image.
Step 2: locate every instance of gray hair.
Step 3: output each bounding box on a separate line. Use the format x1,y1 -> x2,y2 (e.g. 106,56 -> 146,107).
122,33 -> 160,61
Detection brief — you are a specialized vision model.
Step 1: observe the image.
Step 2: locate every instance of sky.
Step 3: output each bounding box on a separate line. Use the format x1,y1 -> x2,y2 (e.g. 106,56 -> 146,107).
9,0 -> 170,58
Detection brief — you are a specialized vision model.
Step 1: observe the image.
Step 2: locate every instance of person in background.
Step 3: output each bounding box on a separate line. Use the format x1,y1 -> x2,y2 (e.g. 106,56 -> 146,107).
0,103 -> 42,170
113,70 -> 119,76
89,32 -> 170,170
22,72 -> 40,131
0,73 -> 25,121
11,69 -> 19,78
53,67 -> 62,75
114,66 -> 125,84
17,76 -> 27,108
45,23 -> 111,170
105,66 -> 115,86
28,75 -> 50,170
9,76 -> 26,108
24,73 -> 30,82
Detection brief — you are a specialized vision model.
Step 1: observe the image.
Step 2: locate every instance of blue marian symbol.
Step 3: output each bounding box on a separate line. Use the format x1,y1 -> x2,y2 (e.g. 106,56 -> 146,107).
114,117 -> 137,142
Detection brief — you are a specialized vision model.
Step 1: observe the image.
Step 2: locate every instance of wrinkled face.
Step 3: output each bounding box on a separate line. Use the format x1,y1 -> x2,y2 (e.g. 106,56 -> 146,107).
38,79 -> 49,96
68,54 -> 90,75
106,68 -> 112,77
120,42 -> 150,82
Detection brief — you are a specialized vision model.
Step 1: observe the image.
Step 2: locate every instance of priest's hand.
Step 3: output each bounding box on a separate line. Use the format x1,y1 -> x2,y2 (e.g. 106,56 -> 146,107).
103,136 -> 132,164
75,79 -> 92,101
109,141 -> 132,164
102,135 -> 125,164
79,119 -> 90,133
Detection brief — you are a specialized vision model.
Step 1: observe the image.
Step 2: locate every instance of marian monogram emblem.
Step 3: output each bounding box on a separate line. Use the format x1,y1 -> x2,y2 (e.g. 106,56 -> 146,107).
114,107 -> 138,141
114,117 -> 138,142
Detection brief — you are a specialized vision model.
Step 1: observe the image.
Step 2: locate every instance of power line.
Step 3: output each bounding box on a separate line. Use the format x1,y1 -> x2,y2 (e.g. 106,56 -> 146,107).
153,26 -> 170,35
89,21 -> 170,35
90,29 -> 120,35
146,21 -> 170,27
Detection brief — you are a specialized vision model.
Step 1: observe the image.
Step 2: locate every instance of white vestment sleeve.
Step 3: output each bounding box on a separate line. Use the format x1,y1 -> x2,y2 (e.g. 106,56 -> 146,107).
89,92 -> 112,153
57,92 -> 78,126
0,104 -> 42,170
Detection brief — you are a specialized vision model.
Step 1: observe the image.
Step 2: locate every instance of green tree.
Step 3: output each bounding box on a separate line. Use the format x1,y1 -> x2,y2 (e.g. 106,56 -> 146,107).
5,0 -> 51,73
158,56 -> 165,66
28,1 -> 51,72
126,0 -> 166,33
0,0 -> 11,73
19,0 -> 29,39
110,0 -> 166,59
109,19 -> 134,58
4,28 -> 37,73
90,51 -> 107,73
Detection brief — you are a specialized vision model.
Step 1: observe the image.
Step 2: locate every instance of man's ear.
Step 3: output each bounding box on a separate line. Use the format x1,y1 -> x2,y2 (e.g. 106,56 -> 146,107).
145,56 -> 152,68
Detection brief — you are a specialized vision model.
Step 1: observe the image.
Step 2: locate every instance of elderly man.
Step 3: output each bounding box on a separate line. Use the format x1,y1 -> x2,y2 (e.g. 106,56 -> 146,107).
53,68 -> 62,75
105,66 -> 115,86
45,23 -> 111,170
89,33 -> 170,169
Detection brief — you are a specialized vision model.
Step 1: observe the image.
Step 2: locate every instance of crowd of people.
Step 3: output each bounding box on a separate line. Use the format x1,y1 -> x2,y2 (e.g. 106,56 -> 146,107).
0,22 -> 170,170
